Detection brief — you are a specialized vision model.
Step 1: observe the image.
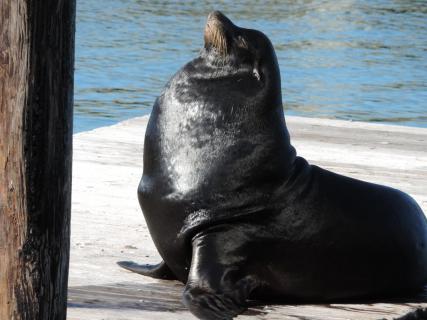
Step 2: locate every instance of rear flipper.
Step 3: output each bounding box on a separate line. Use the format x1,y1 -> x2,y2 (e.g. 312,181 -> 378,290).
117,260 -> 177,280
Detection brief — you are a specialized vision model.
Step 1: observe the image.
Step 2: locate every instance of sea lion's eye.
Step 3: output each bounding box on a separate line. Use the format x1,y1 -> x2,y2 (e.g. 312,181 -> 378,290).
237,36 -> 248,49
253,68 -> 260,81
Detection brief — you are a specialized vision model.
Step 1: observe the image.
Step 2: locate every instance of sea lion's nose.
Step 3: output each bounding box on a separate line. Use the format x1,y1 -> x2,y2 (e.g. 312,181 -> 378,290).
206,11 -> 234,27
207,11 -> 225,22
204,11 -> 236,55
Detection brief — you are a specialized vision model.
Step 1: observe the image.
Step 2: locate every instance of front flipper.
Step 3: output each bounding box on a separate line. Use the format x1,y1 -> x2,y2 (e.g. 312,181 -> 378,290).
183,227 -> 258,319
117,260 -> 177,280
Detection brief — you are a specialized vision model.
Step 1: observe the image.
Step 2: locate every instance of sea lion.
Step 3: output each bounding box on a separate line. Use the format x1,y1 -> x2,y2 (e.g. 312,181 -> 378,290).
118,11 -> 427,319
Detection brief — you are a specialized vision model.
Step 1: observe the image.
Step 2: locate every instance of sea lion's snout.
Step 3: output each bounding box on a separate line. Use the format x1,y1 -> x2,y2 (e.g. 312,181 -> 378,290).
206,11 -> 232,25
204,11 -> 235,55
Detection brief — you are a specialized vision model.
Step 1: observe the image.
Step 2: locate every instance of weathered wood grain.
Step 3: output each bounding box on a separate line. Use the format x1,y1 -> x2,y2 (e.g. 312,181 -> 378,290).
0,2 -> 29,318
0,1 -> 75,319
68,115 -> 427,319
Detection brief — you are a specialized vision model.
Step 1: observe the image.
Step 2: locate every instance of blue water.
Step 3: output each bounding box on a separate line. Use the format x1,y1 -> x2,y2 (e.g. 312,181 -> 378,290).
74,0 -> 427,133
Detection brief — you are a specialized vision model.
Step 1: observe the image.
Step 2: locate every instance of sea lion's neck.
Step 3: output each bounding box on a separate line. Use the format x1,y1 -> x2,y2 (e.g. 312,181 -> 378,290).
265,106 -> 298,178
149,59 -> 297,195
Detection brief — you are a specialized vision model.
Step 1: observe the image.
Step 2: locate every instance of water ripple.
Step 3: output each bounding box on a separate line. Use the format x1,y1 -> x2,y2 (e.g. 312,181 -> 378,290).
74,0 -> 427,132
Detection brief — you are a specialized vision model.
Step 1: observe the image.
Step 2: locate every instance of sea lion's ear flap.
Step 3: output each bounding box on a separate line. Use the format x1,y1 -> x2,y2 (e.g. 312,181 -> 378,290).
237,35 -> 248,49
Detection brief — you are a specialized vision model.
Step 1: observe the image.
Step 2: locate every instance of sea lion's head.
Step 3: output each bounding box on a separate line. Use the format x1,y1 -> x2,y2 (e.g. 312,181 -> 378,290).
203,11 -> 279,79
176,11 -> 282,113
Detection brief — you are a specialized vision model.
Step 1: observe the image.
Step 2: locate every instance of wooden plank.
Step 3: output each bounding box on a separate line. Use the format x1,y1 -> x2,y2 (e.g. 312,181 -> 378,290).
67,281 -> 427,320
68,115 -> 427,319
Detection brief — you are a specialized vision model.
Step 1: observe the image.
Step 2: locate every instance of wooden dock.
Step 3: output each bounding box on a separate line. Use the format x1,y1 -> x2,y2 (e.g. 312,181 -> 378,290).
68,115 -> 427,320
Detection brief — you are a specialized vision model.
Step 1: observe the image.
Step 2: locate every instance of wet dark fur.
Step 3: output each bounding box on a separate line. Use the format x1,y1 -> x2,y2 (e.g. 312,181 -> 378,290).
118,11 -> 427,320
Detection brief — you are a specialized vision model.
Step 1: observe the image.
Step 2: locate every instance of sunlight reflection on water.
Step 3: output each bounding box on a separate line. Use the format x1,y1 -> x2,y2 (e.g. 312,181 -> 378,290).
74,0 -> 427,132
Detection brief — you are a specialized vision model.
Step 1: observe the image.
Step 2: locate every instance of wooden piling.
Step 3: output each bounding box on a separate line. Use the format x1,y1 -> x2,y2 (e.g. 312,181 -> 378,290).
0,1 -> 76,319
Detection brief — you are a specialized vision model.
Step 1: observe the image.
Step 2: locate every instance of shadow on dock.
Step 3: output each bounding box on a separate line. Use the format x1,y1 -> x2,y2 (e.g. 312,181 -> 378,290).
68,281 -> 427,319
